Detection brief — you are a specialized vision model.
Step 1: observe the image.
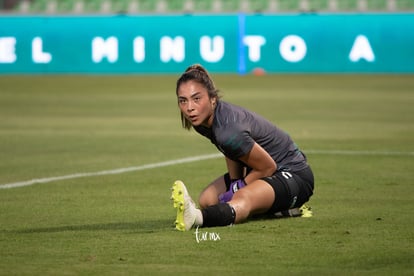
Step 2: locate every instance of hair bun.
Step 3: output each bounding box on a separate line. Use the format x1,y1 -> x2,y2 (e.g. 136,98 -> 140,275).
185,64 -> 207,74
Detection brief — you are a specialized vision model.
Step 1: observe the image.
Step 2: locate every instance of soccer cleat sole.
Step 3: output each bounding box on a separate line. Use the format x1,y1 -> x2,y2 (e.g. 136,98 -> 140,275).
171,180 -> 186,231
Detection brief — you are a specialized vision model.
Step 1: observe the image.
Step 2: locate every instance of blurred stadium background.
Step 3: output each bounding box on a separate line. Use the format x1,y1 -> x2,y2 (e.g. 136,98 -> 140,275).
0,1 -> 413,275
1,0 -> 414,14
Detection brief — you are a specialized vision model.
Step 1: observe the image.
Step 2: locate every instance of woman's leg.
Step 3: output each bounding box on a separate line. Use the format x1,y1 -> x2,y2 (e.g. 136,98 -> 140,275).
172,179 -> 275,230
172,168 -> 314,230
200,179 -> 275,227
198,174 -> 227,209
228,180 -> 275,223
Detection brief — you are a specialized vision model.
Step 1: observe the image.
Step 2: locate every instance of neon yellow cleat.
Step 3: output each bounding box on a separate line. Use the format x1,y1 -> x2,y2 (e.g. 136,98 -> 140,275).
299,205 -> 313,218
274,205 -> 313,218
171,180 -> 197,231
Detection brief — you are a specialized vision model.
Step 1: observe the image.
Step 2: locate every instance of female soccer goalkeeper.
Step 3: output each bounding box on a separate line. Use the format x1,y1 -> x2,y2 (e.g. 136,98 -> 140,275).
171,64 -> 314,231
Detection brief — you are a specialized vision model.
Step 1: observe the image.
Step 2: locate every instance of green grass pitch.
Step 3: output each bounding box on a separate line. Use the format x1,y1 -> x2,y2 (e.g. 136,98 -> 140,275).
0,74 -> 413,275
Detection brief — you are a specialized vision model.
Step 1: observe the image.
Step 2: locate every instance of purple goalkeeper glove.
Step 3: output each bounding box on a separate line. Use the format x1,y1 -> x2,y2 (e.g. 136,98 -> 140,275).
218,179 -> 246,203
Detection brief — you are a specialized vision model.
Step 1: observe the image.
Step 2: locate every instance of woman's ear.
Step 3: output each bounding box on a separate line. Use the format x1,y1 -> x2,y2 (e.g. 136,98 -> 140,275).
211,97 -> 217,106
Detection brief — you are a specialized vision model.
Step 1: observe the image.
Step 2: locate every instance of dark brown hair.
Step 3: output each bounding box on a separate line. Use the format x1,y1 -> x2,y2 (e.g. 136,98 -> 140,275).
176,64 -> 220,130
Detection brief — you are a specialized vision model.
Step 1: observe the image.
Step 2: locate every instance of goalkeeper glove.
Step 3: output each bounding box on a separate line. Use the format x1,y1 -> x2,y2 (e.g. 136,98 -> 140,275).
218,179 -> 246,203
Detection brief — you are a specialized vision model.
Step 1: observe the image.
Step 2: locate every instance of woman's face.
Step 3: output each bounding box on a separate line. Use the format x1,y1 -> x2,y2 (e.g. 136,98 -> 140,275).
177,80 -> 216,127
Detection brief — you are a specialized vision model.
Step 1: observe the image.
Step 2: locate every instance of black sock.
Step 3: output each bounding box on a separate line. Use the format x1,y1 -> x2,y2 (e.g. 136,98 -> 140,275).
201,203 -> 236,227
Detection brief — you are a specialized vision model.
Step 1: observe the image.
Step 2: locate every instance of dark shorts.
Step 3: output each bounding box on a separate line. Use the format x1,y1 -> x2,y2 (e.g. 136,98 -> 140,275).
224,166 -> 314,213
263,166 -> 314,213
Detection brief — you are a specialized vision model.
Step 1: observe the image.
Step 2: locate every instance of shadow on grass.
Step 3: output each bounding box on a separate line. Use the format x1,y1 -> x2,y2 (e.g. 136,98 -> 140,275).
14,219 -> 173,234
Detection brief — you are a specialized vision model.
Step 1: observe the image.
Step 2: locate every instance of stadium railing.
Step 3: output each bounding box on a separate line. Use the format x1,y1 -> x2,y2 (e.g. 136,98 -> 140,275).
2,0 -> 414,14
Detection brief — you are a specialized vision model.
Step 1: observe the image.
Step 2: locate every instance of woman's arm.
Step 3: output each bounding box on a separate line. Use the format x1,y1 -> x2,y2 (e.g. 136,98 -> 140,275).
238,142 -> 277,184
225,157 -> 245,180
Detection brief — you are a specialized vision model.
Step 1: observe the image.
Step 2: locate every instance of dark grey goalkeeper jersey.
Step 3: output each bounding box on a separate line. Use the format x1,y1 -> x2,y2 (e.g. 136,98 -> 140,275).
194,101 -> 308,172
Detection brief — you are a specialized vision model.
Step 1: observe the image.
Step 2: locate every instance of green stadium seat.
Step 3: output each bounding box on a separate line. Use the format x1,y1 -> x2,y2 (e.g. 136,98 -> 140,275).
396,0 -> 414,10
56,0 -> 76,13
277,0 -> 300,11
193,0 -> 213,12
166,0 -> 186,12
220,0 -> 240,12
29,0 -> 50,13
248,0 -> 269,13
13,0 -> 29,12
308,0 -> 329,12
366,0 -> 387,11
111,0 -> 130,13
336,0 -> 358,11
137,0 -> 157,12
83,0 -> 105,13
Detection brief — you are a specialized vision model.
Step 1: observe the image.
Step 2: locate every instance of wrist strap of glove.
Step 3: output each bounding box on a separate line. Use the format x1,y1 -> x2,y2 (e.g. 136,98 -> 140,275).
231,179 -> 246,193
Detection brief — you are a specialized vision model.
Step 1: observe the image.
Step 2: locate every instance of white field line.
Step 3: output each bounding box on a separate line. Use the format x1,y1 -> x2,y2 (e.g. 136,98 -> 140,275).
0,150 -> 412,190
306,149 -> 414,156
0,153 -> 222,190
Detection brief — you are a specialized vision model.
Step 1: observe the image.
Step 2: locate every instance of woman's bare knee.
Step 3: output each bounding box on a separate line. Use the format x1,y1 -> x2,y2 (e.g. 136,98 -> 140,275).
229,181 -> 275,222
198,175 -> 227,209
228,190 -> 252,223
198,191 -> 218,209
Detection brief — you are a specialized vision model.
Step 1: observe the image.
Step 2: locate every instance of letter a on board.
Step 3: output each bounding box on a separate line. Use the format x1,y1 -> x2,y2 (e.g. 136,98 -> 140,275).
349,35 -> 375,62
